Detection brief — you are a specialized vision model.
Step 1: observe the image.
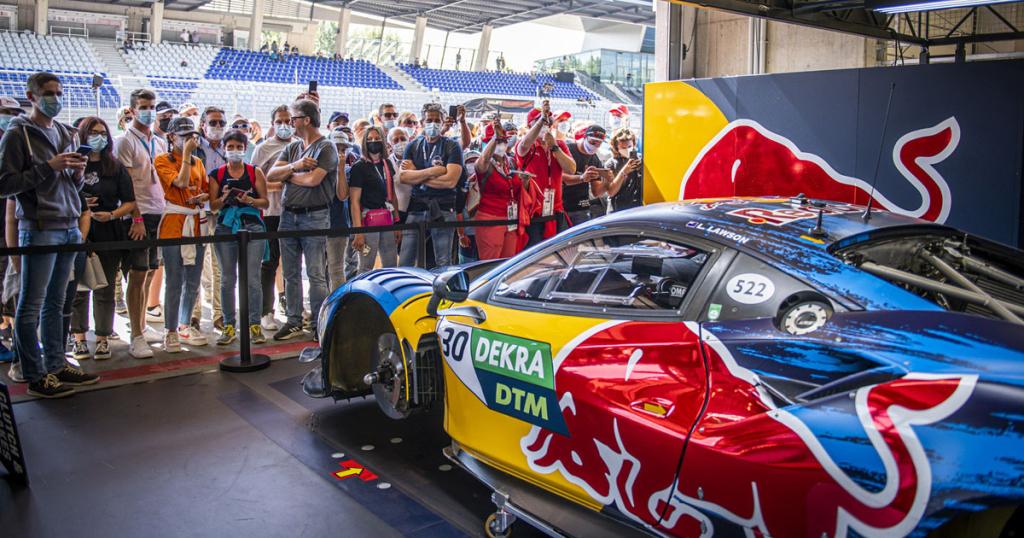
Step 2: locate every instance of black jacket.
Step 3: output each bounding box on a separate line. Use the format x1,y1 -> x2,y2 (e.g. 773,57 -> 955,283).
0,115 -> 84,230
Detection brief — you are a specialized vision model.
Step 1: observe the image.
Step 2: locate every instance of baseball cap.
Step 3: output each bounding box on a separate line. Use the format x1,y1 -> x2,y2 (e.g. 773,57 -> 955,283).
329,111 -> 349,124
168,116 -> 199,136
463,149 -> 481,163
576,124 -> 606,141
554,110 -> 572,123
179,102 -> 198,115
155,101 -> 177,114
525,108 -> 542,126
0,96 -> 24,113
329,127 -> 350,145
481,123 -> 509,143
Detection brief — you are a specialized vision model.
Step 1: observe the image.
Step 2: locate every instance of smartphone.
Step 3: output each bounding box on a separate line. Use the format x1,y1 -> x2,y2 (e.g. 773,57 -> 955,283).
76,144 -> 92,156
448,105 -> 458,118
630,150 -> 638,160
308,80 -> 318,93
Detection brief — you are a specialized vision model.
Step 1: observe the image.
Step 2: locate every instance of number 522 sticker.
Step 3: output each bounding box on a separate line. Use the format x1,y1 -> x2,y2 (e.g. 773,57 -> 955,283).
726,273 -> 775,305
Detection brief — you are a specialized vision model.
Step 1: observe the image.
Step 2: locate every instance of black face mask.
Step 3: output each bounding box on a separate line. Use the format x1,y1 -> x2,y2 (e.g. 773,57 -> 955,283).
366,141 -> 384,155
158,117 -> 172,132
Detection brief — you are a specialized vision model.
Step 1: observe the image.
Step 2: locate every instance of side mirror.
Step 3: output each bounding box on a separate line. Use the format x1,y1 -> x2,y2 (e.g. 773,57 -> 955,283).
426,269 -> 470,316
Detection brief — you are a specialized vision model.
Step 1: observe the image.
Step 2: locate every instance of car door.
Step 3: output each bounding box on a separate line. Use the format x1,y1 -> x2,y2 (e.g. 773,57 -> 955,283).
438,229 -> 725,528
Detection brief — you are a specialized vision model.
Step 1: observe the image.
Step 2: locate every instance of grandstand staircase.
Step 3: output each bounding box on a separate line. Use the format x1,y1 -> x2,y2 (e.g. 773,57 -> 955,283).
88,38 -> 138,81
378,64 -> 427,93
606,82 -> 641,105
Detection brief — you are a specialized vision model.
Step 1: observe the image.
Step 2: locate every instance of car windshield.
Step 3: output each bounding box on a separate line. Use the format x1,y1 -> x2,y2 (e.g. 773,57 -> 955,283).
494,235 -> 709,310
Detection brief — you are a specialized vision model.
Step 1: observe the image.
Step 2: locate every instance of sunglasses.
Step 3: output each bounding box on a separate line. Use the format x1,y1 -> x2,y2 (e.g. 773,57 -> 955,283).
207,120 -> 227,127
289,115 -> 307,123
381,112 -> 398,119
232,123 -> 250,129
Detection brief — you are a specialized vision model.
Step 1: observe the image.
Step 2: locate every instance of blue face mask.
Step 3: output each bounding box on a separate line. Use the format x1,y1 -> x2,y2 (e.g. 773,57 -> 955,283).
0,114 -> 13,131
136,109 -> 156,126
38,95 -> 62,118
382,119 -> 396,130
87,134 -> 107,152
423,122 -> 442,138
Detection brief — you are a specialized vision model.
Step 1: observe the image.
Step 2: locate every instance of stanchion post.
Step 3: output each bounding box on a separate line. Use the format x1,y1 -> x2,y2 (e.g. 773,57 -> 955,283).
416,220 -> 428,269
220,229 -> 271,373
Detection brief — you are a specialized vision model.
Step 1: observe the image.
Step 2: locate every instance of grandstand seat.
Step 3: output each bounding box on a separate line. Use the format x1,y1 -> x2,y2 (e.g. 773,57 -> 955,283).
204,49 -> 403,91
0,32 -> 120,110
397,64 -> 595,100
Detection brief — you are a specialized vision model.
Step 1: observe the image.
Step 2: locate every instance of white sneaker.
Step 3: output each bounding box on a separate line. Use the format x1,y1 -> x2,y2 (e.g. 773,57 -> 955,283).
7,361 -> 25,383
163,332 -> 181,353
143,325 -> 163,343
129,335 -> 155,359
261,314 -> 280,331
146,305 -> 164,322
179,326 -> 208,346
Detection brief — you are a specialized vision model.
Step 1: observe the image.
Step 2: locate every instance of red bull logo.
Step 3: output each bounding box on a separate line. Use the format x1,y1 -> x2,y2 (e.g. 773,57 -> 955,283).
679,118 -> 960,223
519,322 -> 977,537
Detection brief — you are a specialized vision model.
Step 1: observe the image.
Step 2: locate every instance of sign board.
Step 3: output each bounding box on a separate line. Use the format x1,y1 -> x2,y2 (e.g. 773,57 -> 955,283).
0,380 -> 28,484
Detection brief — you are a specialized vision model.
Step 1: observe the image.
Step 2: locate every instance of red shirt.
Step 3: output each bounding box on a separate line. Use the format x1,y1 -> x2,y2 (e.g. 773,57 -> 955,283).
477,157 -> 521,217
515,139 -> 570,216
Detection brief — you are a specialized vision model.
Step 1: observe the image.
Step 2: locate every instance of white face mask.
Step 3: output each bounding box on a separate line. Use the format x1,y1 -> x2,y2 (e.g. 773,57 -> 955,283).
494,143 -> 507,156
205,126 -> 225,141
275,124 -> 293,139
557,122 -> 570,134
226,150 -> 245,163
619,144 -> 635,157
466,162 -> 476,177
391,141 -> 407,157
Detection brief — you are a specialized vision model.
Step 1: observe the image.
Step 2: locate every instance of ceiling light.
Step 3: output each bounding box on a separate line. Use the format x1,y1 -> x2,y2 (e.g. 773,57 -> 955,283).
867,0 -> 1018,14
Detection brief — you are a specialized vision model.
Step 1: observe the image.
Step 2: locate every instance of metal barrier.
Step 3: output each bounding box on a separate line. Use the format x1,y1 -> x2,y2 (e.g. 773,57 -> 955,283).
0,215 -> 560,373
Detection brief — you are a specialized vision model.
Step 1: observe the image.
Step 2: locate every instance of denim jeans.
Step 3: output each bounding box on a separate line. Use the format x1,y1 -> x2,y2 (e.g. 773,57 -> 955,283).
260,215 -> 281,317
161,244 -> 206,331
399,209 -> 456,268
213,223 -> 265,328
325,235 -> 348,291
279,208 -> 329,329
15,227 -> 81,383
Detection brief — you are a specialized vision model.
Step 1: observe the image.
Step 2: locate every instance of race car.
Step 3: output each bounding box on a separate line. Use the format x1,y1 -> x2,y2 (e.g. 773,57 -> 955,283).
301,196 -> 1024,537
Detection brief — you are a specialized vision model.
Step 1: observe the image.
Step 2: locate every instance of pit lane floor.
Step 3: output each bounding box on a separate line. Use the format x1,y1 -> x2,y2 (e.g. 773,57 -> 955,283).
0,357 -> 543,537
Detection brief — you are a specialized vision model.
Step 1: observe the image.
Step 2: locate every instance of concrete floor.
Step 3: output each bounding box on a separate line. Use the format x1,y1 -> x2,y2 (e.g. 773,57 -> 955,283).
0,358 -> 512,538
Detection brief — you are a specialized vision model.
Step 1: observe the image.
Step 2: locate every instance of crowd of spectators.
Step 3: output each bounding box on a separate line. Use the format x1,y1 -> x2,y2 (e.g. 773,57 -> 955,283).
0,71 -> 641,399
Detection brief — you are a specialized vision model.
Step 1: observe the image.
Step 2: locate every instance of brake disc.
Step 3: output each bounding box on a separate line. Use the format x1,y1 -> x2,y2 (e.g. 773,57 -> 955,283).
370,333 -> 410,419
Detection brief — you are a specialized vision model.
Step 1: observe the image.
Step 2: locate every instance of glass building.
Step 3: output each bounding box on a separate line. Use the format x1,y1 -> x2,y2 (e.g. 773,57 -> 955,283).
535,49 -> 654,88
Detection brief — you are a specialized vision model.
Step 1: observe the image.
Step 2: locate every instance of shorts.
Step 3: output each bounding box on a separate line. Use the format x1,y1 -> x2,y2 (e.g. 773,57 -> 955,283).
128,213 -> 162,271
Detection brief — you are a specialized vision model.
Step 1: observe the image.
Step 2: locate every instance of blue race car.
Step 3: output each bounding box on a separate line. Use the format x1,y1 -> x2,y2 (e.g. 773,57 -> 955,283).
303,197 -> 1023,537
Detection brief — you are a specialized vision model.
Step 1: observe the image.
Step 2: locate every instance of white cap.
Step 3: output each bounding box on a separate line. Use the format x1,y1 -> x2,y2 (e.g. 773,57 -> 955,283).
330,128 -> 350,145
0,96 -> 23,112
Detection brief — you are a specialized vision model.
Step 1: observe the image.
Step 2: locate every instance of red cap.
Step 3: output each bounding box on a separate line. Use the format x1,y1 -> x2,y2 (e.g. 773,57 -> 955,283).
482,123 -> 506,143
526,108 -> 543,126
554,110 -> 572,123
609,104 -> 630,117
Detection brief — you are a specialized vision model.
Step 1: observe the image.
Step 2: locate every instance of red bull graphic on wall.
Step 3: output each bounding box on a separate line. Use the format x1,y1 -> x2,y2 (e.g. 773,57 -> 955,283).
642,60 -> 1024,246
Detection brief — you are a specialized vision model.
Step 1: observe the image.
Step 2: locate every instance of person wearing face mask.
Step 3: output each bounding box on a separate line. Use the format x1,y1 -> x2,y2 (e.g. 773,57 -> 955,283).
0,71 -> 100,397
267,99 -> 342,341
375,103 -> 398,134
179,102 -> 200,130
603,128 -> 643,212
387,126 -> 411,222
154,101 -> 177,139
230,117 -> 257,162
209,129 -> 270,346
153,117 -> 211,352
113,88 -> 166,359
0,96 -> 24,136
398,112 -> 419,138
562,124 -> 610,226
69,117 -> 137,361
116,105 -> 133,132
191,106 -> 228,333
471,120 -> 532,260
0,95 -> 24,361
515,101 -> 575,246
398,102 -> 465,268
349,126 -> 400,274
326,127 -> 357,291
552,111 -> 572,141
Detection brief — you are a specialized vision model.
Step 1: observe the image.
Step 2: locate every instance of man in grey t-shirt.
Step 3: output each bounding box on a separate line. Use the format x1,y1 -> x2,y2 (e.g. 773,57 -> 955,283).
266,99 -> 343,340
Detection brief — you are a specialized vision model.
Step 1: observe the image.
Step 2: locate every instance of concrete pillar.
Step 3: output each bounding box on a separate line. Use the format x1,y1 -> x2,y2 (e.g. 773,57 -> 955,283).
409,16 -> 427,64
248,0 -> 264,51
748,17 -> 766,74
150,0 -> 164,44
34,0 -> 47,35
334,7 -> 351,58
473,24 -> 492,72
655,0 -> 687,81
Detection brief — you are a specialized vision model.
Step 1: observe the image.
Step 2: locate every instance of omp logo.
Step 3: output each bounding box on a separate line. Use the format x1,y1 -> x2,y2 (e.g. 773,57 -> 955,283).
439,319 -> 567,434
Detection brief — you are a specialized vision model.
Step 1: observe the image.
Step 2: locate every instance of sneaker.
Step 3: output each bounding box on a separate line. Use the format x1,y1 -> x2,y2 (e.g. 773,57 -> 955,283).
250,325 -> 266,344
94,339 -> 112,360
146,305 -> 164,322
213,316 -> 225,331
261,314 -> 280,331
302,311 -> 312,331
216,325 -> 237,346
27,373 -> 74,399
143,326 -> 163,343
0,325 -> 12,342
0,341 -> 12,363
273,323 -> 305,341
190,317 -> 201,333
54,364 -> 100,386
130,336 -> 154,359
109,330 -> 121,341
179,325 -> 208,346
115,296 -> 128,315
8,361 -> 26,383
163,332 -> 182,353
72,339 -> 91,360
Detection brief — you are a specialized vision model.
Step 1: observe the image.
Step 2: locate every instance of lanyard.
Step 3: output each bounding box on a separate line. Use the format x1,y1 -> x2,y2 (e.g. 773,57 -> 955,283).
421,138 -> 441,164
131,130 -> 155,163
372,159 -> 394,202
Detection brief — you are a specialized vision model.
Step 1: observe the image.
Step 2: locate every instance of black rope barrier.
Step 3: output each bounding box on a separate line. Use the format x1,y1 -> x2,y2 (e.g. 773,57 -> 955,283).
0,213 -> 563,374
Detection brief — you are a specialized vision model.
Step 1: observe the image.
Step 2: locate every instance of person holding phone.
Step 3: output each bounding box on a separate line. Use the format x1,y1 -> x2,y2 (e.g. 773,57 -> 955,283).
153,117 -> 210,352
69,117 -> 137,361
562,124 -> 610,226
604,127 -> 643,212
209,129 -> 269,346
472,119 -> 532,260
349,125 -> 399,274
515,100 -> 576,246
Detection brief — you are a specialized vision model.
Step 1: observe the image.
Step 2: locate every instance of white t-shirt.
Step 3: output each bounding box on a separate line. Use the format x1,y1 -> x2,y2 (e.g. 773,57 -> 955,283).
115,126 -> 167,215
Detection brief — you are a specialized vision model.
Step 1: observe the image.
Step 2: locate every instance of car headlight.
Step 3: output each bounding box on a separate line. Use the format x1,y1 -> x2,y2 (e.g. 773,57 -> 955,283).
317,300 -> 331,342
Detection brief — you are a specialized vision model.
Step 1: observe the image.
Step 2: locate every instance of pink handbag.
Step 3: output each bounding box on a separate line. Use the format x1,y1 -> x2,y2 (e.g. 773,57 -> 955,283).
363,208 -> 394,227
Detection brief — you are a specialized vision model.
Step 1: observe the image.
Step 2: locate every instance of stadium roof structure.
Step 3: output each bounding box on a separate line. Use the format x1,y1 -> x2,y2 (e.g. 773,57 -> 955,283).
310,0 -> 656,33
